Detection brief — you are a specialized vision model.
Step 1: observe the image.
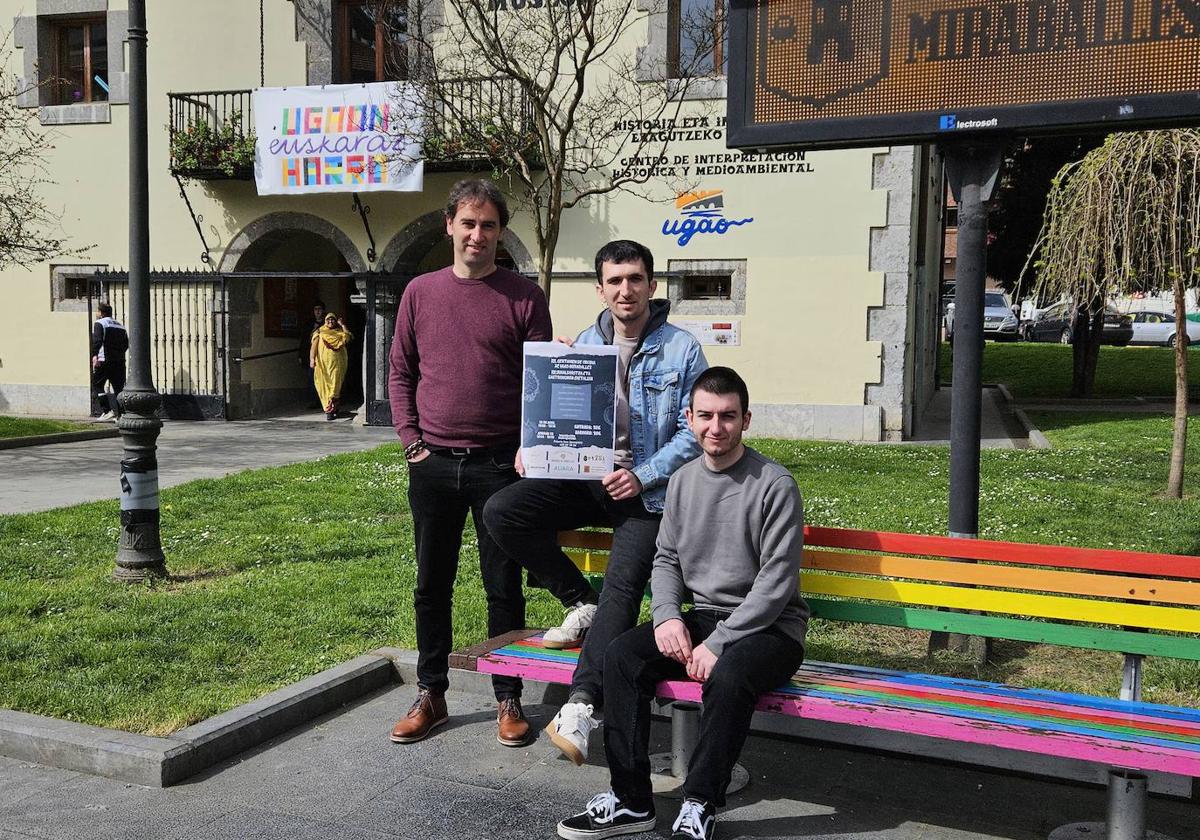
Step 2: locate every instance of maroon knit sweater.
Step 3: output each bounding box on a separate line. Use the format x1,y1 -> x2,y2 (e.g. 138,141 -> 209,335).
388,265 -> 552,448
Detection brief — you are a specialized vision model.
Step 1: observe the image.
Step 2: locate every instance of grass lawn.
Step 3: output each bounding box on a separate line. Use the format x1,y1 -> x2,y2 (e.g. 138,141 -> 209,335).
0,416 -> 92,439
2,414 -> 1199,734
939,341 -> 1200,399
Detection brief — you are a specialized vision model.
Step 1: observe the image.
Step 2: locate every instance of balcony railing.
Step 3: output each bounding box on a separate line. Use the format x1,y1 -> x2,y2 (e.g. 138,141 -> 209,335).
167,79 -> 540,181
168,90 -> 256,180
421,76 -> 540,172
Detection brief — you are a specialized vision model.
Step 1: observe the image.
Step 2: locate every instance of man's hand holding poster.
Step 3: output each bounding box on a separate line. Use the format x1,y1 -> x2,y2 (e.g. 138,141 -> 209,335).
521,342 -> 618,479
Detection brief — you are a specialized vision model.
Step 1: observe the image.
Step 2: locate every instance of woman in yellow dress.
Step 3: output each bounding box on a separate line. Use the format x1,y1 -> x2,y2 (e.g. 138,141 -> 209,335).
310,312 -> 352,420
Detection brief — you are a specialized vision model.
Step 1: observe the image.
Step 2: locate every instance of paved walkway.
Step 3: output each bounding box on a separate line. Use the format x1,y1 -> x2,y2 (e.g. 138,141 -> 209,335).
908,387 -> 1027,449
1,683 -> 1194,840
0,419 -> 397,515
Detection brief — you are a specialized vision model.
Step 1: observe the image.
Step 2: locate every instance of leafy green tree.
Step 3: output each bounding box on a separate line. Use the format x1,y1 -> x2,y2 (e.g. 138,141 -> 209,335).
1027,130 -> 1200,497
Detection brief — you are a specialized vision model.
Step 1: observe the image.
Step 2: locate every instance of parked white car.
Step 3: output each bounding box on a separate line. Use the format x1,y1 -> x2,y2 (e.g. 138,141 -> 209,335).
1127,311 -> 1200,347
944,291 -> 1020,342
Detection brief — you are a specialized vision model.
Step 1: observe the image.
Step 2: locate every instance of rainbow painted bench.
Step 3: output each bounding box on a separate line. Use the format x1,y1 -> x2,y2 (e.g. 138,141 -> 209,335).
452,526 -> 1200,827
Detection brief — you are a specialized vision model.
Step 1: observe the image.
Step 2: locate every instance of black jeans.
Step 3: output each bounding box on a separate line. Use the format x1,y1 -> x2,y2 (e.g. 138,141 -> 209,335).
407,448 -> 523,700
91,360 -> 125,415
603,611 -> 805,809
482,478 -> 661,706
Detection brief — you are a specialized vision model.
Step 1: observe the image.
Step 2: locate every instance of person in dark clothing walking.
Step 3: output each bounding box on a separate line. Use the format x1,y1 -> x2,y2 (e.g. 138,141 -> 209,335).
90,302 -> 129,421
387,179 -> 552,748
557,367 -> 808,840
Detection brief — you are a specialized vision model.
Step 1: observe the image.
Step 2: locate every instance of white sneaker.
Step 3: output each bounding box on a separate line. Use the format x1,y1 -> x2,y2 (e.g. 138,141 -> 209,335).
543,601 -> 598,650
545,701 -> 599,766
96,411 -> 114,422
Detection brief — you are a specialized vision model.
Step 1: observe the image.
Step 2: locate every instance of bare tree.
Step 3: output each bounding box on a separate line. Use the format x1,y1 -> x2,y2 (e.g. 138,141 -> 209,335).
390,0 -> 718,296
1024,130 -> 1200,497
0,34 -> 84,268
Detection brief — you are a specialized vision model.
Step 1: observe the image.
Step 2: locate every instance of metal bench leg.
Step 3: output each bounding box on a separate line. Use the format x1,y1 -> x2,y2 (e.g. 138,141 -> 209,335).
649,702 -> 749,797
1048,769 -> 1176,840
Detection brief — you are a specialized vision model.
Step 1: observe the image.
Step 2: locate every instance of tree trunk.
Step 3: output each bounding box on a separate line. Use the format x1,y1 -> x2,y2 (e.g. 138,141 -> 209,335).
536,219 -> 561,303
1082,304 -> 1105,395
1166,275 -> 1189,498
1070,306 -> 1090,397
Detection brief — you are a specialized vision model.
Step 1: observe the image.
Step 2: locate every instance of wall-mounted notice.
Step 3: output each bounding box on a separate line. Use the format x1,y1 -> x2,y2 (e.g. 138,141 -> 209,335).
677,320 -> 742,346
521,342 -> 618,480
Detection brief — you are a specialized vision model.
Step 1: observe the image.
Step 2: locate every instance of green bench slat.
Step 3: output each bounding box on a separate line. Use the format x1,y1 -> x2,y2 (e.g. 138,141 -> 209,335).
809,599 -> 1200,660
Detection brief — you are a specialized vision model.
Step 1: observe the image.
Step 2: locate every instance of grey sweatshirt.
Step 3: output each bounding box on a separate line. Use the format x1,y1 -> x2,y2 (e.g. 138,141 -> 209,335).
651,446 -> 809,656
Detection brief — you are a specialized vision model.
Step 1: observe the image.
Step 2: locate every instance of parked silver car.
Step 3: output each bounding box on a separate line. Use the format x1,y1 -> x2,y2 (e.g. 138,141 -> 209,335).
945,291 -> 1020,342
1128,311 -> 1200,347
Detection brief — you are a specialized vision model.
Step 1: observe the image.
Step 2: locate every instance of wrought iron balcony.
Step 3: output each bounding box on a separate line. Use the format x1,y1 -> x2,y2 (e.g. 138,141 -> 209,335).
421,76 -> 541,172
168,90 -> 256,180
167,79 -> 540,181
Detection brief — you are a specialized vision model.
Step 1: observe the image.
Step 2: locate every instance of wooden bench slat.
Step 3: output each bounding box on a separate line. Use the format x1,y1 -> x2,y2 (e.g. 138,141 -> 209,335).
803,572 -> 1200,633
808,598 -> 1200,659
804,549 -> 1200,607
556,530 -> 615,550
473,636 -> 1200,776
805,526 -> 1200,580
564,548 -> 609,574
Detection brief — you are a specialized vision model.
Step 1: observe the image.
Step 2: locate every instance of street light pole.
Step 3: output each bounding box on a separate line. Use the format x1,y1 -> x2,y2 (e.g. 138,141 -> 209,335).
114,0 -> 166,582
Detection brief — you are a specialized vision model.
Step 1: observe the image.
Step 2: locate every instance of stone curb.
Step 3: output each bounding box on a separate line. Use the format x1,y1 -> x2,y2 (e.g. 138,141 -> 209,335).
0,652 -> 397,788
0,428 -> 121,450
1013,408 -> 1052,449
994,384 -> 1051,450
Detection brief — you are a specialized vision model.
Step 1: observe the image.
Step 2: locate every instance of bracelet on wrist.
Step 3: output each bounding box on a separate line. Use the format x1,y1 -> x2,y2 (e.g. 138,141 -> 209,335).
404,440 -> 427,460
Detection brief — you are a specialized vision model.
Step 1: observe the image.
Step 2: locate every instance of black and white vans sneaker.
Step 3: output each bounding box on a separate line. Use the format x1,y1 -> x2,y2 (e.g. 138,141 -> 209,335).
556,791 -> 656,839
670,798 -> 716,840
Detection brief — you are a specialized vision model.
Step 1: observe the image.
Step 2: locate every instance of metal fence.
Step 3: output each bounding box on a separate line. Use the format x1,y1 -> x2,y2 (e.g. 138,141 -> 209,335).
91,272 -> 227,419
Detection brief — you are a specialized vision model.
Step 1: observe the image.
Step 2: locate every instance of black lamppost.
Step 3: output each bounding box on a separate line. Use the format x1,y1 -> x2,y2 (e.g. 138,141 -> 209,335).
114,0 -> 166,582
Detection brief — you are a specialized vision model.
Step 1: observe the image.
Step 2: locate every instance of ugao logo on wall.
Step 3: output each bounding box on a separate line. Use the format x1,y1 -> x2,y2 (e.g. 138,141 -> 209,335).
661,190 -> 754,247
253,82 -> 424,196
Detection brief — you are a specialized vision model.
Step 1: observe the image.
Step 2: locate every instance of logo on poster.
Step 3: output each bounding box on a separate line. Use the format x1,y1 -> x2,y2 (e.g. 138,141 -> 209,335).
662,190 -> 754,247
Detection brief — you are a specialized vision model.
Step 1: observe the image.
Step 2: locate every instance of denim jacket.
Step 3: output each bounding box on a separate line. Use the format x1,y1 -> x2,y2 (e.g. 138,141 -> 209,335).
576,299 -> 708,513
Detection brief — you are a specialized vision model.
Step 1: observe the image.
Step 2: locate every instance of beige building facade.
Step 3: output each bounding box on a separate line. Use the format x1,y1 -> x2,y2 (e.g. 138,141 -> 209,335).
0,0 -> 945,440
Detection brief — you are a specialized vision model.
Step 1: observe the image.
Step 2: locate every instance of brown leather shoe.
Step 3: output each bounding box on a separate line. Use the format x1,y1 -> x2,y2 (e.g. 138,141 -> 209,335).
497,697 -> 531,746
390,689 -> 448,743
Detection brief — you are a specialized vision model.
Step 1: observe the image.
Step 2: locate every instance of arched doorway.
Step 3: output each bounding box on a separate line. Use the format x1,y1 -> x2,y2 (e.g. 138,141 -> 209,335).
362,212 -> 533,425
219,213 -> 367,420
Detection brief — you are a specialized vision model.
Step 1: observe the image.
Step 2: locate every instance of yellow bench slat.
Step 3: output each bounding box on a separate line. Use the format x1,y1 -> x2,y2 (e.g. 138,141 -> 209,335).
804,549 -> 1200,607
801,572 -> 1200,633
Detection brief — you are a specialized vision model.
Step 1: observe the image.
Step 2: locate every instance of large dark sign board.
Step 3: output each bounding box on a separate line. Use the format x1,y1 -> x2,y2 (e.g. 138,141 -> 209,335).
728,0 -> 1200,150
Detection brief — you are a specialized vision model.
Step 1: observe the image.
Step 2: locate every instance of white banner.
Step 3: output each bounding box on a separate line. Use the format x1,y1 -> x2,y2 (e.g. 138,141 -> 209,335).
253,82 -> 424,195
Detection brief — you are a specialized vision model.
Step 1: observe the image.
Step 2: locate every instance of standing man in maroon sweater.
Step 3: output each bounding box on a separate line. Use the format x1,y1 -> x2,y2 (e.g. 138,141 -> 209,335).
387,179 -> 552,747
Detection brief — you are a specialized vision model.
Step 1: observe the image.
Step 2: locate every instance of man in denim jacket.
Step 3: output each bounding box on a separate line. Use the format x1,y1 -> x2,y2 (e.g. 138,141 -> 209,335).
484,239 -> 707,763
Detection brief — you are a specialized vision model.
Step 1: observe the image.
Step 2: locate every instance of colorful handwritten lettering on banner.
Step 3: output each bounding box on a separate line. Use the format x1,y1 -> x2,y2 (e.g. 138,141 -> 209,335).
253,82 -> 424,196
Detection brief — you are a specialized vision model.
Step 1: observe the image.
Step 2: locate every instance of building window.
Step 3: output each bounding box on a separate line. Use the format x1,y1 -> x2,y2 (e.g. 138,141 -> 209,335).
668,0 -> 727,77
51,265 -> 103,313
336,0 -> 409,83
667,259 -> 746,316
51,17 -> 109,105
682,274 -> 731,301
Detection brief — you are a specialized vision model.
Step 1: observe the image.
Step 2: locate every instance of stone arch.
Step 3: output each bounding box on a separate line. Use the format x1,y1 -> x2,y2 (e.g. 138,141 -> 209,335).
378,209 -> 535,274
218,212 -> 367,274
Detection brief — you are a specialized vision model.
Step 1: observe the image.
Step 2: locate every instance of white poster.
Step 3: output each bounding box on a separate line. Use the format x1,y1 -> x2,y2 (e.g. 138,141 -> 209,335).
521,342 -> 619,480
252,82 -> 424,196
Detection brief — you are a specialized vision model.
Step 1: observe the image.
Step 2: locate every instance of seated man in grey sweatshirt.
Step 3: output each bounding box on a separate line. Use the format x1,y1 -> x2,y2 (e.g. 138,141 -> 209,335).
556,366 -> 809,840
